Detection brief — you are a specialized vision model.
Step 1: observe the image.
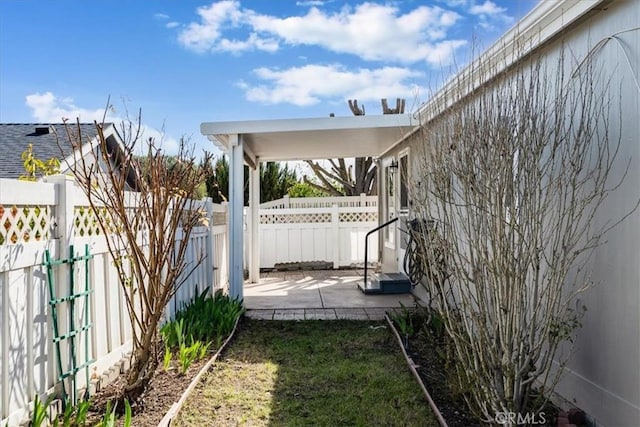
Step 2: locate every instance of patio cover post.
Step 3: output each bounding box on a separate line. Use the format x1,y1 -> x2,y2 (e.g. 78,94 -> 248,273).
228,133 -> 244,300
249,161 -> 260,283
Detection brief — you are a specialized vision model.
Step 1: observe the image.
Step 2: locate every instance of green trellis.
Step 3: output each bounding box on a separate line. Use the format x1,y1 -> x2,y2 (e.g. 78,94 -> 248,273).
44,244 -> 94,405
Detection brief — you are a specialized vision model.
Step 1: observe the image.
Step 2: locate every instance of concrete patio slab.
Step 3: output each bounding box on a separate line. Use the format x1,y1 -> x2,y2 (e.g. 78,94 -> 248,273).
244,269 -> 420,320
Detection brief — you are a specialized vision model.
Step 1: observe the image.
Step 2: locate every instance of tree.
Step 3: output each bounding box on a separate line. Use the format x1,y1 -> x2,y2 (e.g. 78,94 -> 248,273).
61,116 -> 212,402
410,51 -> 636,422
260,161 -> 298,202
303,98 -> 405,196
19,143 -> 60,181
303,157 -> 376,196
287,181 -> 330,198
201,155 -> 229,204
202,156 -> 298,204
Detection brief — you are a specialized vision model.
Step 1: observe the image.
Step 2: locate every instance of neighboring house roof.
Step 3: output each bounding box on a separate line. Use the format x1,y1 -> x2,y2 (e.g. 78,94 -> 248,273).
0,122 -> 140,189
0,123 -> 105,179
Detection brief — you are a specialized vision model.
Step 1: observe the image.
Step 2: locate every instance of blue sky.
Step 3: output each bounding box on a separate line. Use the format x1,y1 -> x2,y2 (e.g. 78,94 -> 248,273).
0,0 -> 537,156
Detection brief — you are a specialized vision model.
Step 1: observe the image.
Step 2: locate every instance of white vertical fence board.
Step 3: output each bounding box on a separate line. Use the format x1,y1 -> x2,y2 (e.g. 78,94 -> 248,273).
25,267 -> 34,402
92,253 -> 108,357
7,270 -> 28,414
288,229 -> 302,262
275,229 -> 289,264
256,201 -> 377,269
300,229 -> 315,261
1,271 -> 7,420
260,229 -> 276,268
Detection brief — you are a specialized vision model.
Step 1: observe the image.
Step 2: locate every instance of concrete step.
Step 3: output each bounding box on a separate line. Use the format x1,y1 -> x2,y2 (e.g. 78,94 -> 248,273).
358,272 -> 412,295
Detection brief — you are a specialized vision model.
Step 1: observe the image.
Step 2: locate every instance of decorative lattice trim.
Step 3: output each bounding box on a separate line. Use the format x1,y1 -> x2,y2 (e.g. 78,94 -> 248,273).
260,212 -> 332,224
339,212 -> 378,222
0,204 -> 53,245
74,206 -> 108,237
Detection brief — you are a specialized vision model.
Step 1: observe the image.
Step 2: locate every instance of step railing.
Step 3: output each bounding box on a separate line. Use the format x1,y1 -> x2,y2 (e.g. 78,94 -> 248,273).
363,217 -> 399,288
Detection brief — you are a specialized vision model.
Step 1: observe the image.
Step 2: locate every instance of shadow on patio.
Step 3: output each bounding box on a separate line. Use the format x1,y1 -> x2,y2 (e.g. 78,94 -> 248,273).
244,269 -> 418,320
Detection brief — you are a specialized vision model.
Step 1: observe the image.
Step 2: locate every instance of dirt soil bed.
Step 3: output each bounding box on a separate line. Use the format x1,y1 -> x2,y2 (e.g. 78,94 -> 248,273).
397,310 -> 560,427
86,343 -> 211,426
403,319 -> 481,426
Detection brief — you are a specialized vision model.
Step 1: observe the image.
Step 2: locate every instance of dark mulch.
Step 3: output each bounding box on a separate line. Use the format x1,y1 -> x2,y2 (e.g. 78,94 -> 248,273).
402,314 -> 481,427
85,343 -> 211,426
396,310 -> 560,427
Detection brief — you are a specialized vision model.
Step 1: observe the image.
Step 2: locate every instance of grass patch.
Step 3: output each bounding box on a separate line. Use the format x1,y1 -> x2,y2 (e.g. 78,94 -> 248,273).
174,319 -> 438,426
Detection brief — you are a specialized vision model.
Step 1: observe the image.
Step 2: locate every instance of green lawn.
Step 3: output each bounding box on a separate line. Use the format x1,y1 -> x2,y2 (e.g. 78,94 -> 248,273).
174,319 -> 438,426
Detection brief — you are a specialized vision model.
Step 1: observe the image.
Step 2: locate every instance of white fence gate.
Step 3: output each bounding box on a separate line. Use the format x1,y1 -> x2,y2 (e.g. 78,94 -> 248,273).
0,176 -> 228,426
255,195 -> 378,268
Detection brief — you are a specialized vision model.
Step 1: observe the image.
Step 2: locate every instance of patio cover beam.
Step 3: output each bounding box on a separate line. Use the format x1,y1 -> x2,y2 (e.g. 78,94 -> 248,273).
202,114 -> 416,162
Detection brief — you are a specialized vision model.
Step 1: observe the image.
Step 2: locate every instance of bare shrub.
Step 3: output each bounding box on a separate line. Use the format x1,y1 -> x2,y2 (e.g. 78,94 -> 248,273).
60,115 -> 212,402
410,49 -> 635,422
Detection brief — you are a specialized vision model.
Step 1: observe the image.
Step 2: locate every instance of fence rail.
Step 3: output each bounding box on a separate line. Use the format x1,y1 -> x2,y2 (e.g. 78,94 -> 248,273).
0,176 -> 228,426
256,203 -> 378,269
260,194 -> 377,209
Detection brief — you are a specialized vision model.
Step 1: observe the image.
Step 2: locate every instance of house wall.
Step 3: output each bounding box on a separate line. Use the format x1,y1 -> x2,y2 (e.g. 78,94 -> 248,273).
382,0 -> 640,425
542,3 -> 639,424
379,133 -> 420,275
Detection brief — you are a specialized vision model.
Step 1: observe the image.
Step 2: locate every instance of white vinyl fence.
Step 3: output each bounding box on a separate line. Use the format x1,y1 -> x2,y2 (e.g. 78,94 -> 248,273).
0,176 -> 228,426
255,195 -> 378,268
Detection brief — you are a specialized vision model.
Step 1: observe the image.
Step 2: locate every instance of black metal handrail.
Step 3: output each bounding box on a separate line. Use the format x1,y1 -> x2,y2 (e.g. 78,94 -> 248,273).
363,217 -> 399,288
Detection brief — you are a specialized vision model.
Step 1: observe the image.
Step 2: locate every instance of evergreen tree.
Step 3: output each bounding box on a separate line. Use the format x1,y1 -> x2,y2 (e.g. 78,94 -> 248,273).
202,156 -> 298,204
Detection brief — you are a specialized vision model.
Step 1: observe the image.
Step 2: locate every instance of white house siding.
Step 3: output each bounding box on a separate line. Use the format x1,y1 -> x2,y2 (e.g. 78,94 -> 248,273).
545,2 -> 639,425
383,0 -> 639,425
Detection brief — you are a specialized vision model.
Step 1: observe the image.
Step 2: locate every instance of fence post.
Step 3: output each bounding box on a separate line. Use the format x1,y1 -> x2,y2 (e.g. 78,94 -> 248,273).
283,195 -> 290,208
45,174 -> 76,251
205,198 -> 215,295
359,193 -> 367,207
221,202 -> 229,289
331,204 -> 340,269
44,174 -> 76,398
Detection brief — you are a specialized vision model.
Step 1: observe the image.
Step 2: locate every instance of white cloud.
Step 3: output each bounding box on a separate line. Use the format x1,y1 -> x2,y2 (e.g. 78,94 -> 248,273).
154,12 -> 180,29
251,3 -> 464,64
178,1 -> 465,65
296,1 -> 327,6
177,0 -> 278,54
468,1 -> 512,30
469,0 -> 505,15
26,92 -> 109,122
25,92 -> 180,155
239,64 -> 424,108
437,0 -> 468,7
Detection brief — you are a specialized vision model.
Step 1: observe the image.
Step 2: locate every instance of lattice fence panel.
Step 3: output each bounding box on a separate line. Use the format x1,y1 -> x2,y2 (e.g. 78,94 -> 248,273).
74,206 -> 151,237
339,211 -> 377,222
0,204 -> 53,245
261,212 -> 332,224
74,206 -> 105,237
